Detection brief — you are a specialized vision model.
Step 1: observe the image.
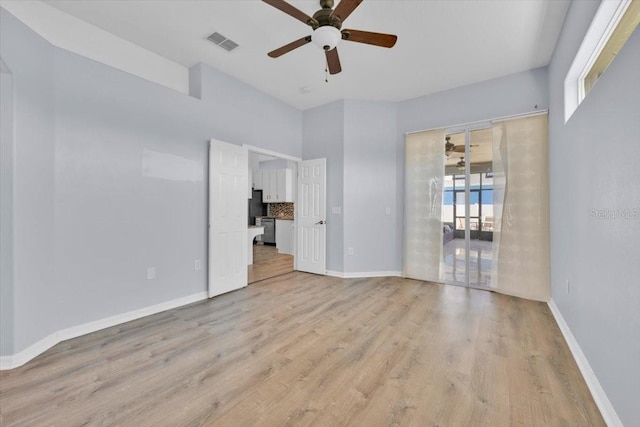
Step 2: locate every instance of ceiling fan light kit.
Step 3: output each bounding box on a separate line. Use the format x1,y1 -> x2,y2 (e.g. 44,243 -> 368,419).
312,26 -> 341,51
263,0 -> 397,75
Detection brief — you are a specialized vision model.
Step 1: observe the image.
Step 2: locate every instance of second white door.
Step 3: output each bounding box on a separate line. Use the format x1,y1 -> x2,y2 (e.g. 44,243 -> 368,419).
296,158 -> 326,275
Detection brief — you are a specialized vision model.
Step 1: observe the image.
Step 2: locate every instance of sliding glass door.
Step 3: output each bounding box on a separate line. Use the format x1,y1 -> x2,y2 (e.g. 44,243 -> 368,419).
468,129 -> 494,288
440,132 -> 466,285
440,127 -> 494,289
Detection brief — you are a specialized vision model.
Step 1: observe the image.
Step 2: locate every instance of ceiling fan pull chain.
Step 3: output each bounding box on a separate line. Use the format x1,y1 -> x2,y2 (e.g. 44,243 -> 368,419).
325,58 -> 329,83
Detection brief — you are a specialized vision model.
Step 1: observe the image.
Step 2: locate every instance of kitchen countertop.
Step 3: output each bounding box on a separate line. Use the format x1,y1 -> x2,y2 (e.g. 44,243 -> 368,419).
255,216 -> 294,220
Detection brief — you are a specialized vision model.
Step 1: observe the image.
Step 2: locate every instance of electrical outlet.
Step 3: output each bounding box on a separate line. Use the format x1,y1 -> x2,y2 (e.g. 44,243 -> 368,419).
194,259 -> 202,271
566,279 -> 570,294
347,247 -> 354,256
147,267 -> 156,280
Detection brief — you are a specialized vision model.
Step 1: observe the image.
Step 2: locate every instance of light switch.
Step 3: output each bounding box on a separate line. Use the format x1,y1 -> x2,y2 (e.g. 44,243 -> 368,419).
385,207 -> 391,215
332,207 -> 342,215
194,259 -> 202,271
147,267 -> 156,280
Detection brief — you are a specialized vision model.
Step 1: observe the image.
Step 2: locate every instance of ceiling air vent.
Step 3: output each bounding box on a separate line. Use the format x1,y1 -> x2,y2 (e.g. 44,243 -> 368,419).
207,32 -> 239,52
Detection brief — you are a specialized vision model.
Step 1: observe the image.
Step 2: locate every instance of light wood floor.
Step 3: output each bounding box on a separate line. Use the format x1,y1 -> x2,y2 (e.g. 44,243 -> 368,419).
248,243 -> 294,284
0,273 -> 604,426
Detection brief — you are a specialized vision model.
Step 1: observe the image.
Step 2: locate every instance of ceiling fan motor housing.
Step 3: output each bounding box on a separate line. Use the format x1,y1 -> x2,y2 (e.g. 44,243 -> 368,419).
311,2 -> 343,51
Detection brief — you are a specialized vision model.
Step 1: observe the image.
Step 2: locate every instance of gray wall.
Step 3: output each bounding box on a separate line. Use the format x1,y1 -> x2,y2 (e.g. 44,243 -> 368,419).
193,63 -> 302,158
302,101 -> 344,273
302,100 -> 398,274
0,63 -> 15,355
395,67 -> 550,270
548,1 -> 640,425
0,10 -> 56,355
343,100 -> 397,273
1,8 -> 301,356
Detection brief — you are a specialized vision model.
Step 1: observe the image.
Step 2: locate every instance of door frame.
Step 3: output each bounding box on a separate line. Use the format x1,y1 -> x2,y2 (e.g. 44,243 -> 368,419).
243,144 -> 302,270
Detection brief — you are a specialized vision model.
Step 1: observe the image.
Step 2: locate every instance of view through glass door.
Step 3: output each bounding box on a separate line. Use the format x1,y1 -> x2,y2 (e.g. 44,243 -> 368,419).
441,128 -> 494,289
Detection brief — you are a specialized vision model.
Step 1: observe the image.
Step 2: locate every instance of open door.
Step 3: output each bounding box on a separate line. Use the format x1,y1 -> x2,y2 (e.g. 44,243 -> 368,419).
296,158 -> 326,275
208,139 -> 248,298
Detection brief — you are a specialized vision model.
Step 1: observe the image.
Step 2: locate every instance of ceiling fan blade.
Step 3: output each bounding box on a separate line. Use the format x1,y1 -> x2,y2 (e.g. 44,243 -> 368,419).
262,0 -> 316,26
268,36 -> 312,58
332,0 -> 364,22
325,47 -> 342,75
451,144 -> 479,152
341,29 -> 397,48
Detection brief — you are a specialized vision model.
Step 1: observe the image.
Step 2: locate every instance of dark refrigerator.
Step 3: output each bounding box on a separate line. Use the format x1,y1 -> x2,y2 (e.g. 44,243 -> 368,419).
248,189 -> 267,225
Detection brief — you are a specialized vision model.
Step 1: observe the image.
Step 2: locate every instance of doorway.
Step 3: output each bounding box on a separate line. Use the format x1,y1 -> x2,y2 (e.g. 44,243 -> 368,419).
246,149 -> 297,284
441,127 -> 494,289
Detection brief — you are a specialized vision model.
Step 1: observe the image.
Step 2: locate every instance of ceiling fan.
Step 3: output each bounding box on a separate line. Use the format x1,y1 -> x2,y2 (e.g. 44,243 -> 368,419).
262,0 -> 398,75
445,135 -> 478,157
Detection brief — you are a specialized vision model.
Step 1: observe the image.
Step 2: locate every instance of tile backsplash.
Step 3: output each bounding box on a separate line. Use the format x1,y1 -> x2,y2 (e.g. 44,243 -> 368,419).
269,203 -> 294,219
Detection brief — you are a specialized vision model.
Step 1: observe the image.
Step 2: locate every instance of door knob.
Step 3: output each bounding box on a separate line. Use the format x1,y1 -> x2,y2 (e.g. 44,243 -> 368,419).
315,220 -> 326,225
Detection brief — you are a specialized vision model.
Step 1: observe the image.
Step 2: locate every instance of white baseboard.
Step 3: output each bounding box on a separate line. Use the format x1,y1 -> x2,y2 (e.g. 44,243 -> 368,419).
547,299 -> 623,427
326,270 -> 402,279
0,291 -> 208,371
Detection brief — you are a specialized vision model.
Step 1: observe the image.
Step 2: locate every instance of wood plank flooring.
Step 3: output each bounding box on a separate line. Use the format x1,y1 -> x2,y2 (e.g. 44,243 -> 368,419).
0,273 -> 604,426
248,243 -> 293,284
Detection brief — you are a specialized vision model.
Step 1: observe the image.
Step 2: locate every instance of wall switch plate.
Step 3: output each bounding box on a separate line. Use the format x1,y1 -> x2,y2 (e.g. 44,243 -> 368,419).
147,267 -> 156,280
385,207 -> 391,215
332,207 -> 342,215
194,259 -> 202,271
347,247 -> 354,256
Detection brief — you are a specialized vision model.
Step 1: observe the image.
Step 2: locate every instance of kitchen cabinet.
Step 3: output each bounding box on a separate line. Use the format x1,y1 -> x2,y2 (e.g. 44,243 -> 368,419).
276,219 -> 294,255
262,168 -> 293,203
252,168 -> 263,190
261,170 -> 274,202
276,169 -> 293,201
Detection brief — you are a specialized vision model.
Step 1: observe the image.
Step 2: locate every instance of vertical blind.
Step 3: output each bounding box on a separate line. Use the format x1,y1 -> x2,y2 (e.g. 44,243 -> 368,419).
491,114 -> 550,301
403,129 -> 446,283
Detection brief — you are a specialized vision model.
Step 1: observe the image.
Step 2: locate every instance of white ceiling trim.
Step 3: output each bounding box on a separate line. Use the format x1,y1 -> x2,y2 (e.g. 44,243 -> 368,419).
1,1 -> 189,94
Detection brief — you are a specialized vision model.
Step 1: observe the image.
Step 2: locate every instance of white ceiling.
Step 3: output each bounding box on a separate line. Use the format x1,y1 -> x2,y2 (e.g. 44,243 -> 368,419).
42,0 -> 570,110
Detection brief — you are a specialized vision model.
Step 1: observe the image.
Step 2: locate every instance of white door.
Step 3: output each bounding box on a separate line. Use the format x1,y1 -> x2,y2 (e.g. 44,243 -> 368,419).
296,158 -> 326,275
208,139 -> 248,298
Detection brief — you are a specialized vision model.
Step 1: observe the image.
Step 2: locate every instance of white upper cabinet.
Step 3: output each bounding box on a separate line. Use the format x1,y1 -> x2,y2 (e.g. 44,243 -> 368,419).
277,169 -> 293,202
253,168 -> 263,190
261,168 -> 293,203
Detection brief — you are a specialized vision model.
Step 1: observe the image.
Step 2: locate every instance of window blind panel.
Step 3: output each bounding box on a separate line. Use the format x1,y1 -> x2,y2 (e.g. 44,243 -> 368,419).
403,129 -> 446,282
